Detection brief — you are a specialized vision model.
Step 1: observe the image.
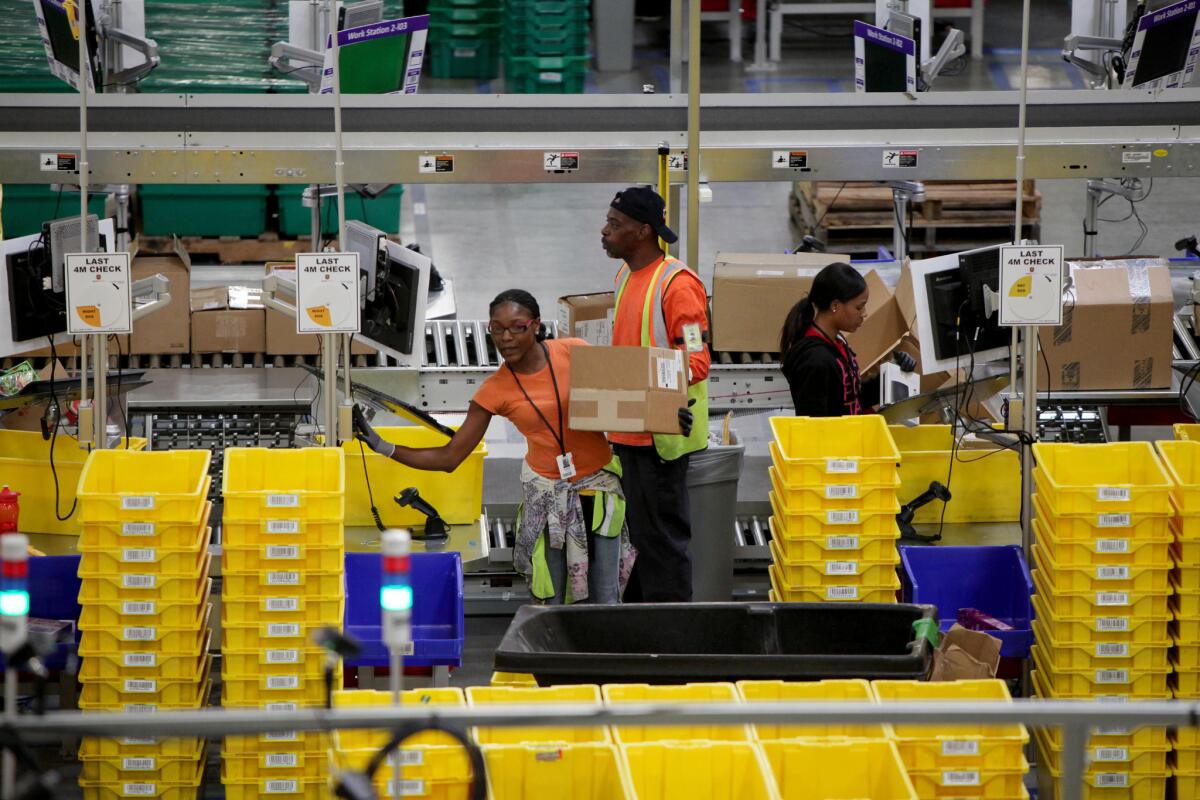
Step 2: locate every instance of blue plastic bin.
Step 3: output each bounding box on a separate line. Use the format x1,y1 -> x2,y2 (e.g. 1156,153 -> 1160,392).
900,545 -> 1033,658
0,555 -> 81,671
344,551 -> 464,669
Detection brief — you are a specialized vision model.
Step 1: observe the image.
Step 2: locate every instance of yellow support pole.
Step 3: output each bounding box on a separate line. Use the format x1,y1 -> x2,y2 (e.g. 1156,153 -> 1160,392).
657,143 -> 670,253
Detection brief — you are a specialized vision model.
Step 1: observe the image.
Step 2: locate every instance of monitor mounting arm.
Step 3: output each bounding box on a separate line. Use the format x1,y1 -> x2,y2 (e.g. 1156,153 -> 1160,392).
921,27 -> 966,88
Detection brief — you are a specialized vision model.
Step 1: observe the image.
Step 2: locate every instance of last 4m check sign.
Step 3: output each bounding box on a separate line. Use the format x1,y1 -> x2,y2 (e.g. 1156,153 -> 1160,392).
65,252 -> 132,335
999,244 -> 1064,327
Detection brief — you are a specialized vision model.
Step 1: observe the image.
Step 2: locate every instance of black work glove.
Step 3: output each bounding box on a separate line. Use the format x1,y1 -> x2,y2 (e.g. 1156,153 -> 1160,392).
353,405 -> 395,458
678,399 -> 697,437
893,350 -> 917,373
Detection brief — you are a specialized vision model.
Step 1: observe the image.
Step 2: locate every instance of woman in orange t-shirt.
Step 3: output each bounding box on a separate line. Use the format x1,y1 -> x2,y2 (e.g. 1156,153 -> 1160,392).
354,289 -> 634,604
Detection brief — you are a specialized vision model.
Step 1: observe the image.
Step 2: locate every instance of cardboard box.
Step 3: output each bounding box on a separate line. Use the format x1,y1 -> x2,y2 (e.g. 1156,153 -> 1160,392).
568,346 -> 687,434
557,292 -> 615,346
130,238 -> 191,355
264,307 -> 375,356
931,624 -> 1001,681
1037,259 -> 1174,391
846,269 -> 908,374
189,287 -> 228,313
191,309 -> 265,354
711,252 -> 849,354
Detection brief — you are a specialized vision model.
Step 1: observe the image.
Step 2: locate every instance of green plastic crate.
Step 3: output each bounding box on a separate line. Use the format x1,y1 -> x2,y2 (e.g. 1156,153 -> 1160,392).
429,6 -> 503,24
505,0 -> 588,13
276,185 -> 405,238
504,54 -> 588,93
138,184 -> 270,237
1,186 -> 109,239
429,36 -> 502,79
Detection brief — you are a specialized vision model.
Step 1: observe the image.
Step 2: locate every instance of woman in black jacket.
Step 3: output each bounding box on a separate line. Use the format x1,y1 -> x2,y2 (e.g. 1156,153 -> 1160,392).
780,262 -> 912,416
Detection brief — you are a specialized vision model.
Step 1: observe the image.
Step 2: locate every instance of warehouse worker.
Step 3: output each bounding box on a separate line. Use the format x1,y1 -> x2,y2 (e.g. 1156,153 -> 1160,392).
601,187 -> 708,603
780,262 -> 914,416
355,289 -> 634,605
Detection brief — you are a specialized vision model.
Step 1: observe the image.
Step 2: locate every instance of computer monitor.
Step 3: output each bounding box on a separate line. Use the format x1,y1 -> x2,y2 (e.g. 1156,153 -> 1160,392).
33,0 -> 104,92
854,20 -> 917,93
343,220 -> 430,368
909,244 -> 1012,373
319,13 -> 429,95
339,0 -> 384,31
1,216 -> 116,357
1123,0 -> 1200,89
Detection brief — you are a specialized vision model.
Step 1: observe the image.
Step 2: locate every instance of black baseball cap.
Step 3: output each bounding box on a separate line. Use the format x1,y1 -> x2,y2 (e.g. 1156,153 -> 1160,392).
610,187 -> 678,244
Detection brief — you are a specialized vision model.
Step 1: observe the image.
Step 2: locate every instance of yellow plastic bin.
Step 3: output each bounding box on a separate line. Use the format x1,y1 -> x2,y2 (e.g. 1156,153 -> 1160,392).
221,777 -> 329,800
484,743 -> 633,800
222,517 -> 344,548
1031,645 -> 1170,697
1031,618 -> 1170,672
79,656 -> 212,710
332,688 -> 465,754
342,427 -> 485,527
1031,594 -> 1170,647
760,739 -> 916,800
1031,568 -> 1170,621
80,736 -> 205,760
466,685 -> 607,745
81,501 -> 211,549
79,757 -> 203,800
78,629 -> 211,682
1032,442 -> 1172,515
1032,544 -> 1171,594
221,543 -> 345,574
222,447 -> 345,521
222,568 -> 343,599
1176,424 -> 1200,441
77,449 -> 211,523
770,518 -> 899,563
79,578 -> 211,629
603,683 -> 750,744
768,538 -> 897,589
766,465 -> 900,514
768,561 -> 899,604
736,679 -> 884,741
621,740 -> 780,800
0,429 -> 145,535
78,736 -> 205,783
768,416 -> 900,486
769,491 -> 901,539
78,604 -> 211,657
1032,511 -> 1173,569
1157,440 -> 1200,515
889,425 -> 1019,524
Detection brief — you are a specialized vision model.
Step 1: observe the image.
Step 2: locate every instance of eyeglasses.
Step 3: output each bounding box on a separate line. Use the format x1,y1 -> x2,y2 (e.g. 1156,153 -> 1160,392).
488,320 -> 537,337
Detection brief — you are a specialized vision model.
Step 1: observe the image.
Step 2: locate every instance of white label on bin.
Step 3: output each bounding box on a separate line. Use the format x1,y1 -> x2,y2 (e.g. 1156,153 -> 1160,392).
264,731 -> 298,742
120,737 -> 157,746
122,757 -> 156,771
826,510 -> 859,525
1096,591 -> 1130,606
941,770 -> 981,786
827,586 -> 858,600
826,561 -> 859,575
265,702 -> 297,712
396,750 -> 424,766
265,780 -> 299,794
124,653 -> 157,668
1098,487 -> 1131,502
1097,566 -> 1129,580
1096,669 -> 1130,684
264,753 -> 298,768
121,496 -> 155,510
825,485 -> 858,499
122,601 -> 156,615
122,574 -> 155,589
266,649 -> 300,664
266,623 -> 301,637
265,545 -> 300,560
825,535 -> 860,550
1094,747 -> 1130,762
121,548 -> 156,563
1096,539 -> 1130,553
825,459 -> 859,474
266,571 -> 301,586
1098,513 -> 1131,528
266,494 -> 299,508
264,597 -> 299,612
1094,725 -> 1131,736
941,740 -> 979,756
391,780 -> 427,796
267,675 -> 300,690
124,679 -> 157,693
1096,617 -> 1130,631
267,520 -> 301,534
122,522 -> 156,536
1096,773 -> 1130,787
123,627 -> 156,641
1096,643 -> 1129,658
124,704 -> 156,714
122,783 -> 156,796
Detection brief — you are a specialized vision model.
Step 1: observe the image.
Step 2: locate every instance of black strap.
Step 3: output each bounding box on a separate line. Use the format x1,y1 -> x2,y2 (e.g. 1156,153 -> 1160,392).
508,342 -> 566,457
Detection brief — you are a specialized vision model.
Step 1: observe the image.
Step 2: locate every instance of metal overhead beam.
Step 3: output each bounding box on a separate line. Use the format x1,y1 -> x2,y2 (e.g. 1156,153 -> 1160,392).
2,90 -> 1199,184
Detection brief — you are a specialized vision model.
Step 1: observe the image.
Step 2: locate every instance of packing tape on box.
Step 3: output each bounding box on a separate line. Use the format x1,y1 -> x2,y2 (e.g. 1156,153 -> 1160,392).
1128,263 -> 1152,335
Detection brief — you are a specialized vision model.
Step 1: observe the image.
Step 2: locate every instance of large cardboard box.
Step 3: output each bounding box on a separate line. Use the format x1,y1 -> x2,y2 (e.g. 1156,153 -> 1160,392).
711,252 -> 849,354
130,238 -> 191,355
262,266 -> 374,356
1037,259 -> 1174,391
557,292 -> 615,346
568,345 -> 687,434
190,286 -> 265,354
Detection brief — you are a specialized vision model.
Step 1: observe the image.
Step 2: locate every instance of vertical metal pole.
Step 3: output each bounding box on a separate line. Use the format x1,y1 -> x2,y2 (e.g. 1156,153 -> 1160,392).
2,668 -> 15,799
78,0 -> 91,417
686,0 -> 701,271
95,335 -> 108,446
669,0 -> 683,94
322,0 -> 344,447
1083,187 -> 1098,258
892,190 -> 908,262
389,650 -> 403,800
310,186 -> 321,251
1061,723 -> 1087,800
1015,0 -> 1036,557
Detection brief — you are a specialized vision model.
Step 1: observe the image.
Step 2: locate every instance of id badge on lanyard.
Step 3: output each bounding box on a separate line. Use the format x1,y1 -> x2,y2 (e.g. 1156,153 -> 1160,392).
556,452 -> 577,480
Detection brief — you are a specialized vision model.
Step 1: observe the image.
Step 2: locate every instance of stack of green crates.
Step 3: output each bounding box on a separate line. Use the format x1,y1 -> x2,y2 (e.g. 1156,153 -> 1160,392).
428,0 -> 503,80
503,0 -> 589,93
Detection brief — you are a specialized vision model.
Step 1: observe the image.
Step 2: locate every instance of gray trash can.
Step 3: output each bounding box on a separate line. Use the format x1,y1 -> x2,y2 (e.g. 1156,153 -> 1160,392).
687,440 -> 744,602
592,0 -> 635,72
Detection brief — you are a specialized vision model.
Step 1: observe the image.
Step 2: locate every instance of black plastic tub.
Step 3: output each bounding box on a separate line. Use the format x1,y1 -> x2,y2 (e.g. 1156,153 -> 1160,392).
493,602 -> 936,685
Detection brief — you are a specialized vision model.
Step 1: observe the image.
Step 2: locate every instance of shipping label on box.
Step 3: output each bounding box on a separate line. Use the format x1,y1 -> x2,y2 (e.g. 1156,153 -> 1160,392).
557,292 -> 615,346
568,345 -> 686,434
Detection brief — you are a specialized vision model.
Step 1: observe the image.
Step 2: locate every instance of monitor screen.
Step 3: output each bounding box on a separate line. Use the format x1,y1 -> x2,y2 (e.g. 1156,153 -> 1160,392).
320,14 -> 429,95
36,0 -> 103,91
854,20 -> 916,93
1126,0 -> 1200,88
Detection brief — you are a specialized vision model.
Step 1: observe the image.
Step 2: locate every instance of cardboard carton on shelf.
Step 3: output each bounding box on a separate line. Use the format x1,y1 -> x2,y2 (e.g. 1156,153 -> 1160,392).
189,286 -> 265,354
130,237 -> 191,355
557,292 -> 615,346
568,345 -> 687,434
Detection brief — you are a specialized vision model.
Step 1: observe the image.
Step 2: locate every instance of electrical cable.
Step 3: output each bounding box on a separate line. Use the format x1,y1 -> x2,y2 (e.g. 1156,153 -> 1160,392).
811,182 -> 847,233
358,439 -> 385,532
363,723 -> 486,800
111,334 -> 129,448
893,200 -> 910,257
45,336 -> 79,522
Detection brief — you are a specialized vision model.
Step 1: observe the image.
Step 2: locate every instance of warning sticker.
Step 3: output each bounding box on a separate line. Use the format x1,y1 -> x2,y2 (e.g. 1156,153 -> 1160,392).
544,152 -> 580,172
418,154 -> 454,174
882,149 -> 918,168
40,152 -> 77,172
772,150 -> 809,169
